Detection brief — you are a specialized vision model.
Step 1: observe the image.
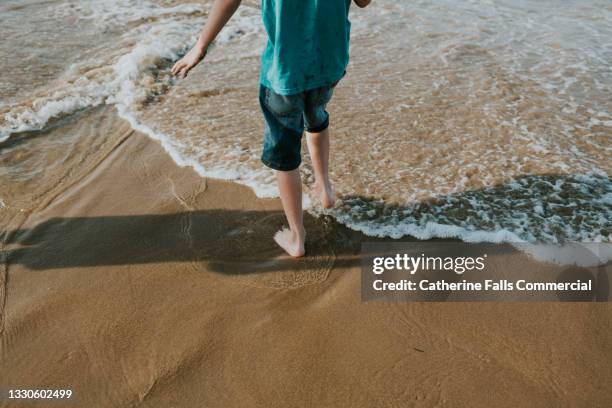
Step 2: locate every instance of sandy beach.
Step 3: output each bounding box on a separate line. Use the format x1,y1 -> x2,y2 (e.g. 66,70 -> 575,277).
2,109 -> 611,407
2,0 -> 611,406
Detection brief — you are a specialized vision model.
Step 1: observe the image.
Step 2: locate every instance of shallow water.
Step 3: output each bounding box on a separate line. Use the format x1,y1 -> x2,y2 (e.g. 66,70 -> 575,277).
1,0 -> 611,246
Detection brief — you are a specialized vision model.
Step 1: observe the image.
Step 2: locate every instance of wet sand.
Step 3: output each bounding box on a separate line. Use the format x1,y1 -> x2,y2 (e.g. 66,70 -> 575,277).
1,114 -> 612,407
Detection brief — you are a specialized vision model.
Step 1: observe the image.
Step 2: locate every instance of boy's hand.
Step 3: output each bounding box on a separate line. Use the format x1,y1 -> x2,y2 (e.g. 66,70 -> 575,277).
170,0 -> 241,78
171,46 -> 207,78
171,0 -> 242,79
353,0 -> 371,7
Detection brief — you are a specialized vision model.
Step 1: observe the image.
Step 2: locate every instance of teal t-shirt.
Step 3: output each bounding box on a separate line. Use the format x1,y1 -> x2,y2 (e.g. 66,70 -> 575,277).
260,0 -> 352,95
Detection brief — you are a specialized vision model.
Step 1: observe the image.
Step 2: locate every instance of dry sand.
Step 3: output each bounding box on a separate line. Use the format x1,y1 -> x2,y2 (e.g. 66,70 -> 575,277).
1,112 -> 612,407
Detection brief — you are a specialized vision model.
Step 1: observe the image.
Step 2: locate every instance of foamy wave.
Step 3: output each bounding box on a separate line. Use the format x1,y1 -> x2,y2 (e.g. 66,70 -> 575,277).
116,107 -> 282,200
310,172 -> 612,266
318,206 -> 612,266
52,1 -> 205,28
1,91 -> 107,142
1,0 -> 261,143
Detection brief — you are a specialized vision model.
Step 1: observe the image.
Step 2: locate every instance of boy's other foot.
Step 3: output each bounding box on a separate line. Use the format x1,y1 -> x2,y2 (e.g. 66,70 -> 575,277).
274,227 -> 306,258
313,182 -> 337,209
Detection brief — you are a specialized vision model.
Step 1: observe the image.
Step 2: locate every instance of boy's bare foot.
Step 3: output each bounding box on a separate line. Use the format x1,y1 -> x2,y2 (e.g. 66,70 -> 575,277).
313,182 -> 337,209
273,227 -> 306,258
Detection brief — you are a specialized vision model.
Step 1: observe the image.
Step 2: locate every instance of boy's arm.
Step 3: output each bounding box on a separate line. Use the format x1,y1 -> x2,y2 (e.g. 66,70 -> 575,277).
171,0 -> 242,78
353,0 -> 371,8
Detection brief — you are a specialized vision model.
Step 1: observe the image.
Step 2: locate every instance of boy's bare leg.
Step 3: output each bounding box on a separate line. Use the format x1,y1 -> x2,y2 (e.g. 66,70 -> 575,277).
306,128 -> 336,208
274,169 -> 306,257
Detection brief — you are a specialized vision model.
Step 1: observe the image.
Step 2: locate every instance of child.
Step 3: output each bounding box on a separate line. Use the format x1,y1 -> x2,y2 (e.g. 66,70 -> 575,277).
172,0 -> 371,257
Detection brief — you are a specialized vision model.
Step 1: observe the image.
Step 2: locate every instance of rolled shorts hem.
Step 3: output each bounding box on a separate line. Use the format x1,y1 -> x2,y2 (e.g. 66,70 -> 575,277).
305,116 -> 330,134
261,156 -> 301,172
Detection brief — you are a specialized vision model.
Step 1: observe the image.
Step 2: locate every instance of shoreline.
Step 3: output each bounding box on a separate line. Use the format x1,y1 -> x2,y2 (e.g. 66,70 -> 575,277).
1,111 -> 611,406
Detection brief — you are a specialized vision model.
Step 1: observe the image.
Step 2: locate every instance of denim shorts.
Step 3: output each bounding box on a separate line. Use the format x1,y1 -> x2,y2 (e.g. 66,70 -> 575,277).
259,82 -> 337,171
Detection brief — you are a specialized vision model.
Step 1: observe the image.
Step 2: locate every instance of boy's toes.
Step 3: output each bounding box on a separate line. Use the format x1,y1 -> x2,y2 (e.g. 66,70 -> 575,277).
273,228 -> 305,258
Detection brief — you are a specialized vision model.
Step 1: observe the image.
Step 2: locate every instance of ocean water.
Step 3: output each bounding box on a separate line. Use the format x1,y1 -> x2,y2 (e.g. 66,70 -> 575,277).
1,0 -> 611,257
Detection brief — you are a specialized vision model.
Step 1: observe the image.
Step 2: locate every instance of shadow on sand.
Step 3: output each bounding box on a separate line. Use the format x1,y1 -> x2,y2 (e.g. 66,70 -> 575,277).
2,209 -> 368,274
1,174 -> 610,302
